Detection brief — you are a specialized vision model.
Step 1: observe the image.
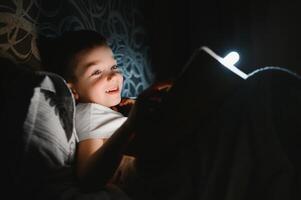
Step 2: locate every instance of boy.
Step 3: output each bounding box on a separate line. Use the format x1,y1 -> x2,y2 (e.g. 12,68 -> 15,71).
45,30 -> 139,191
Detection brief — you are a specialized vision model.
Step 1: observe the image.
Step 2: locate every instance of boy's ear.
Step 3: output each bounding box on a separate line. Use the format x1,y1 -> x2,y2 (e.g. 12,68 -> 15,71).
67,83 -> 79,100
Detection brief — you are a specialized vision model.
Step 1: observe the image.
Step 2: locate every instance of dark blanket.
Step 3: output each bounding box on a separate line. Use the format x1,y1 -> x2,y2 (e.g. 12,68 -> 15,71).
131,49 -> 301,200
194,68 -> 301,200
1,49 -> 300,200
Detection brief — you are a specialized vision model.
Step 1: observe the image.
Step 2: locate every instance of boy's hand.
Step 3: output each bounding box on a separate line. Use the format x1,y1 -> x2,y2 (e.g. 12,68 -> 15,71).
138,80 -> 173,102
112,98 -> 136,116
113,80 -> 173,116
119,98 -> 136,107
126,80 -> 173,127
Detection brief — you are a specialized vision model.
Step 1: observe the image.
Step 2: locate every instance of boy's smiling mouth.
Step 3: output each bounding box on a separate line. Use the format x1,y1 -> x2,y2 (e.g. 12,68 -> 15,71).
105,87 -> 119,94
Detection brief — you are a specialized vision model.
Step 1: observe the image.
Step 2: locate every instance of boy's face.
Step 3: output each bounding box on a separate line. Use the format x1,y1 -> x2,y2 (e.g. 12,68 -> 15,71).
70,45 -> 123,107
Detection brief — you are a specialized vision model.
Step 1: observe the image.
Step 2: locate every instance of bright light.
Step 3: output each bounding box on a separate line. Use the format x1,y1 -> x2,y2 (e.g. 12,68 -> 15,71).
223,51 -> 239,66
201,46 -> 248,79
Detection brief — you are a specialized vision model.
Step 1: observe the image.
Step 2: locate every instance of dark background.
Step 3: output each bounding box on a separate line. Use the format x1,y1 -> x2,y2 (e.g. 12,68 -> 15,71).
139,0 -> 301,81
1,0 -> 301,89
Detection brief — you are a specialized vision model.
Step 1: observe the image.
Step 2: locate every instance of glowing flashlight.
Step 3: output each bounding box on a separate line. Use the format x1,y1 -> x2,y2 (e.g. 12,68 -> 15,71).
223,51 -> 240,66
201,46 -> 248,79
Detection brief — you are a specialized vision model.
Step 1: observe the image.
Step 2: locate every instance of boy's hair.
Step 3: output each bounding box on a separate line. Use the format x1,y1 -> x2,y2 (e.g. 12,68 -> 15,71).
42,30 -> 108,81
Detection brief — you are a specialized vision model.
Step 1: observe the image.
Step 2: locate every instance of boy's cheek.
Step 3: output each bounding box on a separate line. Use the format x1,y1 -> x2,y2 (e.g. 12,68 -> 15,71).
119,74 -> 124,82
119,77 -> 124,88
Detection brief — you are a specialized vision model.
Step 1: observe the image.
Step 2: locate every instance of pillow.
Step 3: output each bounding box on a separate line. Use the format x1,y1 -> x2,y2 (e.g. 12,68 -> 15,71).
17,71 -> 78,199
0,58 -> 78,199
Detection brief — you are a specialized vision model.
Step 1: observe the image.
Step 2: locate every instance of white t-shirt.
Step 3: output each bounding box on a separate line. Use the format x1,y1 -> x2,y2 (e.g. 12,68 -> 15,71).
75,103 -> 127,141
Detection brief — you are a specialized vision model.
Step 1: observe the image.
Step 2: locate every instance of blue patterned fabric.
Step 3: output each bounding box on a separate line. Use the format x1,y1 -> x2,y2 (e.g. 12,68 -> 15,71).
0,0 -> 153,97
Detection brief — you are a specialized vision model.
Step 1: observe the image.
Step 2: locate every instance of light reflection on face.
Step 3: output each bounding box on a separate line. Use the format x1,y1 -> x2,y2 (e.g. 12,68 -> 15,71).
70,46 -> 123,107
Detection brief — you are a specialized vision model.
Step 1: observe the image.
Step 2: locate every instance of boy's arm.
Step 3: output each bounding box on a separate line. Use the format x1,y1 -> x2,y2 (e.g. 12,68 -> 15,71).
76,138 -> 104,180
77,119 -> 134,192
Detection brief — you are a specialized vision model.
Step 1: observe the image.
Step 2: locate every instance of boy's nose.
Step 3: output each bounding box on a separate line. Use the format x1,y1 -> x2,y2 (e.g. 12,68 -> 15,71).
106,71 -> 117,81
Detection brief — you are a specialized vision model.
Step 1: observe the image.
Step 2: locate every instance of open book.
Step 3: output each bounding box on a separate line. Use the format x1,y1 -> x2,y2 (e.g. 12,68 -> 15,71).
118,46 -> 247,116
126,46 -> 247,156
157,46 -> 246,109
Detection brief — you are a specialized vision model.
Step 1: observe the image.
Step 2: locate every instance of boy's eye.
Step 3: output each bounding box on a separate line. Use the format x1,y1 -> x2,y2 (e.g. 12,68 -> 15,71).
91,69 -> 102,76
112,65 -> 119,70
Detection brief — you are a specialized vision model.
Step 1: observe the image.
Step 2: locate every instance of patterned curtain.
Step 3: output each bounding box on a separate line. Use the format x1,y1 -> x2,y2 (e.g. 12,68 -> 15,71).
0,0 -> 153,97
